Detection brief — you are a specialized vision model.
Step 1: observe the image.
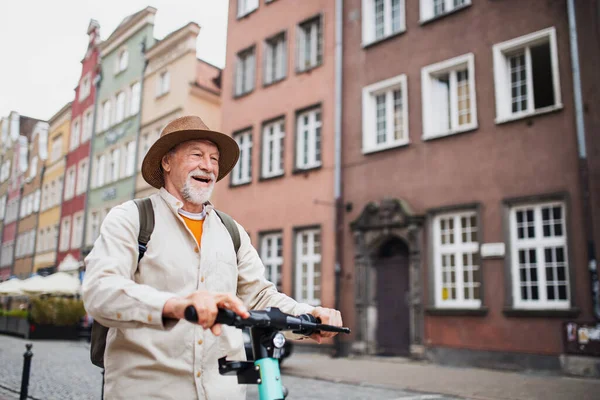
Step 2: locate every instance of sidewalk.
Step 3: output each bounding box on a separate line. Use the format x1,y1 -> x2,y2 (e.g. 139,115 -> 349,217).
281,353 -> 600,400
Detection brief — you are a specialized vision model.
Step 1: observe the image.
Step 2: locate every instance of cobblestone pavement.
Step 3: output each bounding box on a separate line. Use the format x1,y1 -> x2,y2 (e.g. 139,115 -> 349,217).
0,335 -> 459,400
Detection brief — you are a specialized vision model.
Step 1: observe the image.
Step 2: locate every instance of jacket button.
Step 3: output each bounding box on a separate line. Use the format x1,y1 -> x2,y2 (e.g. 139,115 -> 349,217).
197,371 -> 201,377
194,247 -> 199,253
147,315 -> 152,322
198,339 -> 203,345
201,277 -> 205,283
117,313 -> 122,319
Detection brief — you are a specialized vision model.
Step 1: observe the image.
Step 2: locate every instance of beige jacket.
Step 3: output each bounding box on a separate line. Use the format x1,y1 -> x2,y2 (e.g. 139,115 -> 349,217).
82,188 -> 314,399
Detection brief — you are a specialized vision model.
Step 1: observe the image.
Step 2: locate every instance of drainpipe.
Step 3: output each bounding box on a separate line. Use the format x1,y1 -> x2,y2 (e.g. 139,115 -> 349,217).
333,0 -> 345,357
566,0 -> 599,320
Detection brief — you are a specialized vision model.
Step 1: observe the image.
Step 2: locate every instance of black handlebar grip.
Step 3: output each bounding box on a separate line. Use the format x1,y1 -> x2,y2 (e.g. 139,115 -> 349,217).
184,305 -> 198,322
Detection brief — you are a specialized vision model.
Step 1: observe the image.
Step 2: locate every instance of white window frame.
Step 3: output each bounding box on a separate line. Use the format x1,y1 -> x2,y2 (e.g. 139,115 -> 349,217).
101,100 -> 111,131
362,0 -> 406,46
419,0 -> 471,23
115,91 -> 126,124
264,32 -> 287,85
237,0 -> 258,18
421,52 -> 477,140
235,46 -> 256,97
71,212 -> 84,250
88,212 -> 100,246
64,166 -> 76,201
296,16 -> 323,72
33,189 -> 40,212
76,158 -> 89,195
110,148 -> 121,182
130,82 -> 141,116
261,119 -> 285,178
510,201 -> 570,310
125,141 -> 136,177
362,74 -> 409,153
260,232 -> 283,291
295,229 -> 322,306
59,216 -> 72,252
433,211 -> 481,309
156,71 -> 170,97
96,154 -> 106,188
79,73 -> 91,101
70,117 -> 81,151
51,135 -> 63,163
0,195 -> 6,219
116,48 -> 128,74
493,27 -> 562,124
81,108 -> 94,143
295,107 -> 322,170
232,130 -> 253,185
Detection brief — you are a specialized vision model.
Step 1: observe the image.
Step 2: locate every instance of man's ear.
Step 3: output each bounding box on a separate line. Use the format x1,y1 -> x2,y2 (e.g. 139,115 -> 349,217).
161,154 -> 170,173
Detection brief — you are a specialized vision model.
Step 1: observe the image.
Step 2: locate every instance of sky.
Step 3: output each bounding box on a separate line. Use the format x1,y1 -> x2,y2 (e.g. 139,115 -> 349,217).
0,0 -> 229,121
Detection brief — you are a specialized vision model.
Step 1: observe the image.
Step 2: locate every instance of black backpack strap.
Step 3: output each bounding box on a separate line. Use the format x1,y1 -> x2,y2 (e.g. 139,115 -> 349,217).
214,209 -> 241,255
133,198 -> 155,262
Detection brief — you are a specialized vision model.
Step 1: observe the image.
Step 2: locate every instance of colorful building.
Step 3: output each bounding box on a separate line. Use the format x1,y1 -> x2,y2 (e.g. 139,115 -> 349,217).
83,7 -> 156,255
14,121 -> 48,277
56,20 -> 100,268
135,21 -> 222,199
34,102 -> 71,274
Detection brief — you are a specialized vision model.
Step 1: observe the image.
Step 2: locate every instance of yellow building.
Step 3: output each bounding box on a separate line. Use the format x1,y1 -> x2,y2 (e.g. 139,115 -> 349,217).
135,22 -> 222,199
33,103 -> 71,272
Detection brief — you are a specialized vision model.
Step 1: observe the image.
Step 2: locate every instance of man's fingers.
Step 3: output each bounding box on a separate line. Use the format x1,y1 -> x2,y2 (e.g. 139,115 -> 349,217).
310,333 -> 323,344
211,323 -> 222,336
216,293 -> 249,318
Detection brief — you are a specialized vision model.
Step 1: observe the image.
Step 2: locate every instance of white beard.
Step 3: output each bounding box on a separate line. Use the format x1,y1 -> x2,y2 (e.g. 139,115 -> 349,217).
181,170 -> 216,205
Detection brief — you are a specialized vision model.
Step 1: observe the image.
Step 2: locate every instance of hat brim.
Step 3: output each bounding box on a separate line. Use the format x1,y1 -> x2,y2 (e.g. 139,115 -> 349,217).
141,128 -> 240,189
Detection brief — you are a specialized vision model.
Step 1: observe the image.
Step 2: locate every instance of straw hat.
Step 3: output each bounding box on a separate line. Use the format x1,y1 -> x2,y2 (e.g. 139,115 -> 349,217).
141,116 -> 239,189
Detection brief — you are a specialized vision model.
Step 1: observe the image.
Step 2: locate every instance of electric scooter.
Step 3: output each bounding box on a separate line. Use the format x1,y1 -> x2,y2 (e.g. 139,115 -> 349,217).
184,306 -> 350,400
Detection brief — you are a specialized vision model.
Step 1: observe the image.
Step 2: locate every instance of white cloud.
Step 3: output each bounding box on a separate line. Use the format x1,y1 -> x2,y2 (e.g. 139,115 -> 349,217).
0,0 -> 229,121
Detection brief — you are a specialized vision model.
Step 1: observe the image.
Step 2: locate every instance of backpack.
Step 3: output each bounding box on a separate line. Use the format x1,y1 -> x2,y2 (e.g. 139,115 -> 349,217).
90,197 -> 240,368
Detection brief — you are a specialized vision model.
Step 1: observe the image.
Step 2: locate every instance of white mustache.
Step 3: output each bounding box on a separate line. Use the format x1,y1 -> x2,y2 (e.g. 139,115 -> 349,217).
188,170 -> 216,181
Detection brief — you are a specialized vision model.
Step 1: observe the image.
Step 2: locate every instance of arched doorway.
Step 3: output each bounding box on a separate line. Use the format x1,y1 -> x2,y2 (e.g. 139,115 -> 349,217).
375,237 -> 410,356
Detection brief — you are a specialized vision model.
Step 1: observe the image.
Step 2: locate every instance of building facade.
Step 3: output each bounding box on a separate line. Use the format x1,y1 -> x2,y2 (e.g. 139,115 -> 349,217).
56,20 -> 100,268
216,0 -> 338,310
14,121 -> 48,276
136,22 -> 222,199
339,0 -> 599,372
0,117 -> 10,280
35,103 -> 71,273
83,7 -> 156,255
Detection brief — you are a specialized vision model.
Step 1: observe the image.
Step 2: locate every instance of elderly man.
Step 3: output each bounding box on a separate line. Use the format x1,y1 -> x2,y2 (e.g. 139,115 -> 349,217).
82,116 -> 343,399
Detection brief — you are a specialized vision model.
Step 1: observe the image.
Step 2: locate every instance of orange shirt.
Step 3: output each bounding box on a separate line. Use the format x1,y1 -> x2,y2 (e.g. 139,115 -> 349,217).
179,212 -> 204,246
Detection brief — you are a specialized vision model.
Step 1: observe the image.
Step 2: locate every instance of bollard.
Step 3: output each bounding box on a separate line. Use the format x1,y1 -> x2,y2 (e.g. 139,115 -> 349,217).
101,369 -> 105,400
20,343 -> 33,400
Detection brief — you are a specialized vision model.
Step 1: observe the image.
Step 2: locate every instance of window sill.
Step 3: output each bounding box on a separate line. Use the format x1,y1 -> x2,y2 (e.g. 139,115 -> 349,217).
362,140 -> 409,155
495,104 -> 564,125
422,125 -> 478,141
234,89 -> 254,100
362,29 -> 407,49
420,4 -> 472,26
263,77 -> 286,89
229,180 -> 252,189
236,8 -> 258,20
293,165 -> 322,175
426,307 -> 488,317
259,172 -> 285,182
114,68 -> 127,77
296,62 -> 323,76
503,307 -> 580,318
155,91 -> 169,100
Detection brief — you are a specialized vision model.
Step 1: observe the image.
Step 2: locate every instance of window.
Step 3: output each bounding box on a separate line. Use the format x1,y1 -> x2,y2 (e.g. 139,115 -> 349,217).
79,74 -> 91,101
81,108 -> 93,143
362,0 -> 405,45
115,91 -> 126,123
70,118 -> 81,150
493,27 -> 562,123
53,224 -> 59,251
433,211 -> 481,308
71,213 -> 83,250
63,166 -> 76,201
125,141 -> 136,177
362,74 -> 408,153
59,216 -> 71,252
0,195 -> 6,219
510,202 -> 570,309
110,148 -> 120,182
295,229 -> 321,306
235,47 -> 256,96
37,229 -> 44,253
156,71 -> 170,97
51,135 -> 63,163
28,156 -> 38,180
96,154 -> 106,187
130,82 -> 141,116
89,212 -> 100,246
116,48 -> 128,73
33,189 -> 40,212
264,33 -> 286,85
237,0 -> 258,17
262,119 -> 284,178
101,100 -> 111,131
57,177 -> 63,207
232,130 -> 252,185
139,132 -> 151,168
420,0 -> 471,22
296,107 -> 322,170
20,197 -> 26,218
261,232 -> 283,291
421,53 -> 477,139
297,16 -> 323,72
26,195 -> 33,216
76,159 -> 89,195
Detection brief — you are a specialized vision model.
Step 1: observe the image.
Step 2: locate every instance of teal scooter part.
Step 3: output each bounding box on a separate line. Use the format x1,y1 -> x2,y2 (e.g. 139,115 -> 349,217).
255,358 -> 284,400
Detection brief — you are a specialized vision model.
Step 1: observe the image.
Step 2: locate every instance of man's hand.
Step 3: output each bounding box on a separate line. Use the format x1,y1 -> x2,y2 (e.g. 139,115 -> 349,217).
309,307 -> 343,344
163,291 -> 249,336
